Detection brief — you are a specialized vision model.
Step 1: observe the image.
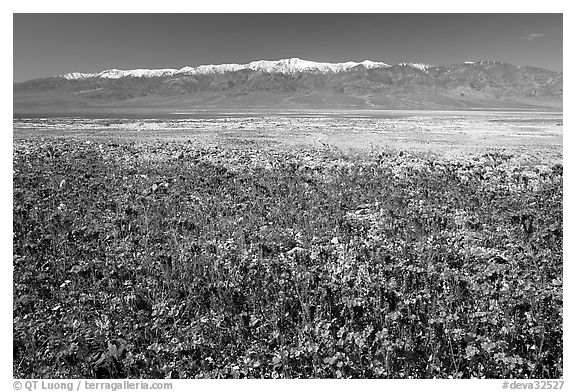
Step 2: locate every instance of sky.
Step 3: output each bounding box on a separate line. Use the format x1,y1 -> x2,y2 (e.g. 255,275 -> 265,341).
13,13 -> 562,82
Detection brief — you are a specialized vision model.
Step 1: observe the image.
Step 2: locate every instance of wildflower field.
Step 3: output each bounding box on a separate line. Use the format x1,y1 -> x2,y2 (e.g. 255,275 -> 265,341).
13,136 -> 562,378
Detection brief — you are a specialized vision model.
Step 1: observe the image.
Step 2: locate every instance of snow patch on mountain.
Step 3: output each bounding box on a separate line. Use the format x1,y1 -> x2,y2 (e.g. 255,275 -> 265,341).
397,63 -> 432,72
96,68 -> 179,79
60,69 -> 178,79
60,72 -> 97,80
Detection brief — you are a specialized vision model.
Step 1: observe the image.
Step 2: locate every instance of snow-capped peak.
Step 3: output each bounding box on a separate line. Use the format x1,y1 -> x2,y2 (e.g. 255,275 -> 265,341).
58,58 -> 435,80
243,58 -> 391,74
359,60 -> 389,69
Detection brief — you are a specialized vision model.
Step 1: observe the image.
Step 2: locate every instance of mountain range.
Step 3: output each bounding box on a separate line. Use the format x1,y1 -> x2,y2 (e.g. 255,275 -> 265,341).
13,58 -> 563,113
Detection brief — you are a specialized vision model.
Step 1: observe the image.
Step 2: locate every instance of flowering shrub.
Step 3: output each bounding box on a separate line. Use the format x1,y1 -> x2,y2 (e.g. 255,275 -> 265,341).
13,140 -> 562,378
